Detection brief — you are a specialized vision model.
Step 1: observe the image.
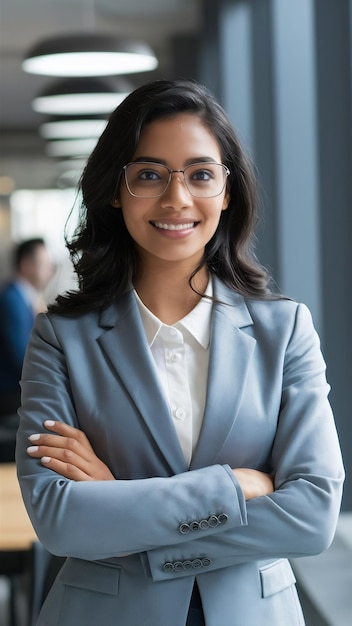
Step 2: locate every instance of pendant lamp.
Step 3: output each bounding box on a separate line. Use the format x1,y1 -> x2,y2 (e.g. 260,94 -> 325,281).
39,117 -> 108,140
45,138 -> 99,158
22,34 -> 158,77
32,78 -> 131,116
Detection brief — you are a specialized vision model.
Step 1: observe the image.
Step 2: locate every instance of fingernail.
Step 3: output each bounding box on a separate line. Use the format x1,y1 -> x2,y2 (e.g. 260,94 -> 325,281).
29,434 -> 41,442
27,446 -> 39,453
41,457 -> 51,463
44,420 -> 55,427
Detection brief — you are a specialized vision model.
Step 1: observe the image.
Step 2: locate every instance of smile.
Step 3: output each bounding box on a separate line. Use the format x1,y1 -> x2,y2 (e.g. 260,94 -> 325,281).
151,221 -> 197,231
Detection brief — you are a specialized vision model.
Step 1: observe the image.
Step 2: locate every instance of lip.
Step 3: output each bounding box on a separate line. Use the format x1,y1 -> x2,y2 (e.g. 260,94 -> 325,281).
150,219 -> 199,238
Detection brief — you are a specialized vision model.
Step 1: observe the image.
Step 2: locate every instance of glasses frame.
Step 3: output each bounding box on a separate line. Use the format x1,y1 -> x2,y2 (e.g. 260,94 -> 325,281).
122,161 -> 230,198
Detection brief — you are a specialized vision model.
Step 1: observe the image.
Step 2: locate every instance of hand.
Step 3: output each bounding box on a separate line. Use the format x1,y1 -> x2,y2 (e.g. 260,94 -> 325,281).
233,468 -> 274,500
27,420 -> 115,482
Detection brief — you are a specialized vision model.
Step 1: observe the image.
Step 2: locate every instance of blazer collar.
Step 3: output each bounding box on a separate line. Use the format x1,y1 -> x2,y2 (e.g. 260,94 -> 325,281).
98,279 -> 256,473
98,290 -> 188,475
98,278 -> 253,330
190,277 -> 256,469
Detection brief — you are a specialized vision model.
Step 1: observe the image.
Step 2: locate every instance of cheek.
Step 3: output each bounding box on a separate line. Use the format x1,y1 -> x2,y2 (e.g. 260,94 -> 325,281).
120,210 -> 134,238
120,205 -> 147,243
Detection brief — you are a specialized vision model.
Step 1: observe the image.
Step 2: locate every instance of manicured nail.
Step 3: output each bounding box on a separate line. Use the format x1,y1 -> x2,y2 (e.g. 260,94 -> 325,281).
44,420 -> 55,427
27,446 -> 39,454
29,434 -> 41,442
41,457 -> 51,463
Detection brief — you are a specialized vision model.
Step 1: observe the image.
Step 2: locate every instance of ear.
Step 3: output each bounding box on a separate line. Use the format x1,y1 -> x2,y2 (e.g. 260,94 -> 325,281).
221,190 -> 230,211
111,198 -> 121,208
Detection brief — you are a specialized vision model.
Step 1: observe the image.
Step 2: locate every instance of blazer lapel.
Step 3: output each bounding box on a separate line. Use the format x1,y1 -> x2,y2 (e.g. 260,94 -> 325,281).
97,291 -> 187,475
190,280 -> 256,469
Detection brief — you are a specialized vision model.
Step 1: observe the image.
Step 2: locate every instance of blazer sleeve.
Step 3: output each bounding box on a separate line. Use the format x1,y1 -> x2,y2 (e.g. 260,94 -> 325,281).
145,303 -> 345,581
16,313 -> 248,561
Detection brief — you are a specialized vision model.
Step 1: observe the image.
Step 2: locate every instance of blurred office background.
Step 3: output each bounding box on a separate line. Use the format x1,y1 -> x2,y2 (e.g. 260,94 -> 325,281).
0,1 -> 351,624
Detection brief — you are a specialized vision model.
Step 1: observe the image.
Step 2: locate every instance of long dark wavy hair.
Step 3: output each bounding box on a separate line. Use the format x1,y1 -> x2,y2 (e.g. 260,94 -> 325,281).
50,78 -> 277,313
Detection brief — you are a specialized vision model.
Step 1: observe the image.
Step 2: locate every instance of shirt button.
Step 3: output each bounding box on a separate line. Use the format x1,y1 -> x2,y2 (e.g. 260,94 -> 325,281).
169,352 -> 179,362
174,408 -> 186,420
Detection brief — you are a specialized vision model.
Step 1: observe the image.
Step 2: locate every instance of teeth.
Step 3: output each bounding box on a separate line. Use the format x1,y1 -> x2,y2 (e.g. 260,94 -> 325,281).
153,222 -> 195,231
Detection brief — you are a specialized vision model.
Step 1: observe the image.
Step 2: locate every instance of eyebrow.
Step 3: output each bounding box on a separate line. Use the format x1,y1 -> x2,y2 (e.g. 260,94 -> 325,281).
131,156 -> 220,166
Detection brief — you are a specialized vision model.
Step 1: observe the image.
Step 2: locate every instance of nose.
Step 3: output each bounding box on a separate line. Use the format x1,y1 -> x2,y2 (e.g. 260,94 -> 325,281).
160,171 -> 193,208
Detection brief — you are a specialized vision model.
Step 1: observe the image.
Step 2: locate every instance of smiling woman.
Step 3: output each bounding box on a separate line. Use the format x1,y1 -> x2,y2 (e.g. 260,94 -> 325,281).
15,79 -> 344,626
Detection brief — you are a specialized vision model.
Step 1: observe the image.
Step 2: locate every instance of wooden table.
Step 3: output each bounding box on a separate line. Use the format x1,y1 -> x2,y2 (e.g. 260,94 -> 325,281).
0,463 -> 37,626
0,463 -> 37,551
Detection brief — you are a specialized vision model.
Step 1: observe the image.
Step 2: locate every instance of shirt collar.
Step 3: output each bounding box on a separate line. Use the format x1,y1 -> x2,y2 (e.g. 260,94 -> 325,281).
134,278 -> 213,349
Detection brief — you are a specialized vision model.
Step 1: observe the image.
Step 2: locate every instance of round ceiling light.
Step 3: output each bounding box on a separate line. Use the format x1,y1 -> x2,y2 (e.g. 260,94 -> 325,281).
32,78 -> 131,116
39,118 -> 108,139
23,34 -> 158,77
45,138 -> 99,158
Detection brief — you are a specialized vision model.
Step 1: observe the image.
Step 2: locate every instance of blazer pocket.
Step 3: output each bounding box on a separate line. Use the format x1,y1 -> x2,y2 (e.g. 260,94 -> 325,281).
259,559 -> 296,598
59,558 -> 121,596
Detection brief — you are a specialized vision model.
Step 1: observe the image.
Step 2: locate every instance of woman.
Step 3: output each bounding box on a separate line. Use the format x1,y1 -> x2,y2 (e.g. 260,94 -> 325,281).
16,79 -> 344,626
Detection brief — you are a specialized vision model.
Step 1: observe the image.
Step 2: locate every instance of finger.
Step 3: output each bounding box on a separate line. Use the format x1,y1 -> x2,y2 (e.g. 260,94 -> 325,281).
43,421 -> 93,450
27,445 -> 114,481
27,444 -> 93,474
28,433 -> 93,462
40,456 -> 93,481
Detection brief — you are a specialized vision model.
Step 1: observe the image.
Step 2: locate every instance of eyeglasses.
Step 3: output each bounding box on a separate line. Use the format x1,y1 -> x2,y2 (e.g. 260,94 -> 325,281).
122,161 -> 230,198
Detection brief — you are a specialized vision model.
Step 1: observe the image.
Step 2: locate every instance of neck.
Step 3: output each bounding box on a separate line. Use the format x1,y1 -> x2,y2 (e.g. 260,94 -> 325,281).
134,261 -> 209,325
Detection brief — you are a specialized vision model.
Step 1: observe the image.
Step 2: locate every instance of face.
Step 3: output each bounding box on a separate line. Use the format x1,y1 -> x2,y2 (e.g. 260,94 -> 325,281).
20,245 -> 55,290
113,113 -> 229,271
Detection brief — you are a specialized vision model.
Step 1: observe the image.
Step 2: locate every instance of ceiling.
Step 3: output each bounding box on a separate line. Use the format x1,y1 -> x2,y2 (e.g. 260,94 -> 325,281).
0,0 -> 201,190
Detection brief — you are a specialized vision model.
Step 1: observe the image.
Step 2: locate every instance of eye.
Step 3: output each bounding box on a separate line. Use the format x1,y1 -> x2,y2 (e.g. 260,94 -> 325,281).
190,168 -> 213,182
138,169 -> 162,181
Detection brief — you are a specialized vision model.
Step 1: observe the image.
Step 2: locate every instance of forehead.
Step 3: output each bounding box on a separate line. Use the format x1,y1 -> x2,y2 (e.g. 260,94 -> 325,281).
134,113 -> 222,160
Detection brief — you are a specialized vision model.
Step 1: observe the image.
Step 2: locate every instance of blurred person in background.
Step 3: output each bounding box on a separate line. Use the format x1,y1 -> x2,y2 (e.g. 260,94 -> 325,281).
0,238 -> 54,416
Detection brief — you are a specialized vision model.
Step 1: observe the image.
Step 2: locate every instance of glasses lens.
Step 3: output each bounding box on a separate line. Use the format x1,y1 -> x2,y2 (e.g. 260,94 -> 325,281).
124,163 -> 169,198
184,163 -> 228,198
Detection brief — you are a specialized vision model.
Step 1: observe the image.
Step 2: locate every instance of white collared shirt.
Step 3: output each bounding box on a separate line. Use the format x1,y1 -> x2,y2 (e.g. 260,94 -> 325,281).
134,280 -> 213,466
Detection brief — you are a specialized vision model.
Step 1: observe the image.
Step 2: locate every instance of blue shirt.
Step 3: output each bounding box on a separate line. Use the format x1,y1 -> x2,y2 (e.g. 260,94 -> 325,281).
0,281 -> 35,394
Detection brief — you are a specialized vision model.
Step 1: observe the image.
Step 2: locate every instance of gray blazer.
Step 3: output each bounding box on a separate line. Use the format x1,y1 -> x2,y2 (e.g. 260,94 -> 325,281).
16,278 -> 344,626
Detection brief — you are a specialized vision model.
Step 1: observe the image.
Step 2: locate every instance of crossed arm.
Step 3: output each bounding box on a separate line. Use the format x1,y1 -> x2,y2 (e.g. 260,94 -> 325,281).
27,420 -> 274,500
19,305 -> 344,571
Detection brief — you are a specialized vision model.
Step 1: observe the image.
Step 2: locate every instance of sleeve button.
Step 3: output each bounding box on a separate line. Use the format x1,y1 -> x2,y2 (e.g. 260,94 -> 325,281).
191,559 -> 203,569
174,561 -> 184,572
208,515 -> 219,527
179,523 -> 190,534
163,562 -> 174,573
217,513 -> 228,524
183,560 -> 193,570
199,519 -> 209,530
190,521 -> 199,531
201,558 -> 212,567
